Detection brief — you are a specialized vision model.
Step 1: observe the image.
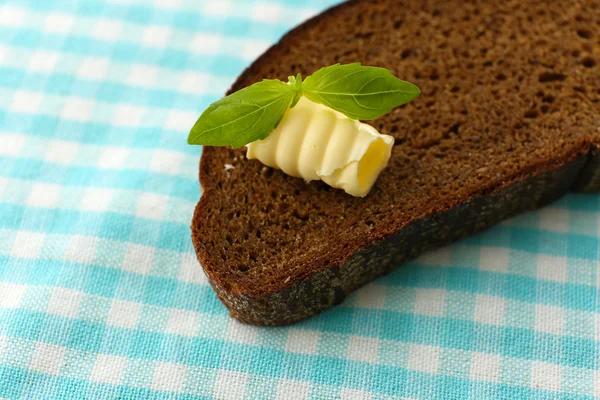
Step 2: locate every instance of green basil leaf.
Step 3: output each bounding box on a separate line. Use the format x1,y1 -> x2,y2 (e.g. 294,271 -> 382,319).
187,79 -> 295,148
302,63 -> 420,120
288,73 -> 303,108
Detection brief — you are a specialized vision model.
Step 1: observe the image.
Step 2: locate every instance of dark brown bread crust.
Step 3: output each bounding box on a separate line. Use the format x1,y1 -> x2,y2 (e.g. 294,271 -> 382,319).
191,0 -> 600,325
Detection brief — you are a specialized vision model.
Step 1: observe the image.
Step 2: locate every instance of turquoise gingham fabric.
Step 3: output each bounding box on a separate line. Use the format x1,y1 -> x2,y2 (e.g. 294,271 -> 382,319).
0,0 -> 599,398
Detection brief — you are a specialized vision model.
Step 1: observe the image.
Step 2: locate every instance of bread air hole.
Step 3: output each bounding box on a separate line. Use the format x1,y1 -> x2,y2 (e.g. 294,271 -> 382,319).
524,110 -> 539,119
538,72 -> 566,83
401,48 -> 413,59
542,95 -> 555,103
582,57 -> 596,68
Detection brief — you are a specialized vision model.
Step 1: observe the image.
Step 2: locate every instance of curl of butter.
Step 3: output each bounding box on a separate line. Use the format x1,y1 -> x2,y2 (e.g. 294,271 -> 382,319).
246,97 -> 394,197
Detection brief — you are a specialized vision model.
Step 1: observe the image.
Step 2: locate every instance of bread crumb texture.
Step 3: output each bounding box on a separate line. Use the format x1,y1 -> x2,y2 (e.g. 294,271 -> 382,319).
192,0 -> 600,324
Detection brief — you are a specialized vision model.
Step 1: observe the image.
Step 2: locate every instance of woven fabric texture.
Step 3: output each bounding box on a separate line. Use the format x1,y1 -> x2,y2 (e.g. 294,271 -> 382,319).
0,0 -> 599,399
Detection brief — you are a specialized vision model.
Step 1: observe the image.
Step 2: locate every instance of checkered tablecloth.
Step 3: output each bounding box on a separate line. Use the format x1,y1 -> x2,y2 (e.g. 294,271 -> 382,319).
0,0 -> 599,399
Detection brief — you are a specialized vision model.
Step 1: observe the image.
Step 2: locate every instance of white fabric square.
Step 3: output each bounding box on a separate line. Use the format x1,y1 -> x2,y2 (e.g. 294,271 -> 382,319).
474,294 -> 505,326
28,50 -> 59,72
347,336 -> 379,363
0,133 -> 26,156
122,243 -> 155,274
531,361 -> 562,392
178,72 -> 209,94
61,98 -> 94,122
190,33 -> 221,54
150,150 -> 184,175
92,19 -> 123,41
141,26 -> 172,47
76,57 -> 110,80
0,335 -> 6,356
9,90 -> 42,113
479,247 -> 509,273
203,1 -> 232,16
29,342 -> 66,376
45,140 -> 79,165
178,253 -> 208,284
354,283 -> 386,309
470,352 -> 500,382
47,288 -> 82,318
128,65 -> 157,87
285,329 -> 319,355
135,193 -> 167,220
535,304 -> 564,335
226,319 -> 258,345
539,208 -> 569,233
595,370 -> 600,398
0,283 -> 26,309
44,12 -> 74,33
164,110 -> 197,131
64,235 -> 97,264
418,246 -> 452,266
165,309 -> 199,337
10,90 -> 43,116
106,299 -> 141,329
275,379 -> 310,400
81,188 -> 113,212
340,389 -> 373,400
414,289 -> 446,317
98,147 -> 129,169
90,354 -> 127,384
10,231 -> 45,259
27,183 -> 61,209
0,5 -> 26,27
408,344 -> 440,374
151,362 -> 187,393
213,370 -> 249,400
241,40 -> 271,61
251,2 -> 282,22
113,105 -> 145,127
536,255 -> 568,283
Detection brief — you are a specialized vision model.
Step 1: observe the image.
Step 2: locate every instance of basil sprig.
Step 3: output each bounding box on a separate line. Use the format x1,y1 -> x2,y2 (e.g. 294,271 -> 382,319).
188,63 -> 420,148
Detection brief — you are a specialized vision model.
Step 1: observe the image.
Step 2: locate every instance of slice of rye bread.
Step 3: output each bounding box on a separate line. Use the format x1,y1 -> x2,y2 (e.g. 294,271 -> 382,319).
192,0 -> 600,325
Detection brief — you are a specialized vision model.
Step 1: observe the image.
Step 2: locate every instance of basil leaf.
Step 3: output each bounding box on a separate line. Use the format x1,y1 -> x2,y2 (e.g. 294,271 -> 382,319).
288,73 -> 303,108
302,63 -> 420,120
187,79 -> 295,148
